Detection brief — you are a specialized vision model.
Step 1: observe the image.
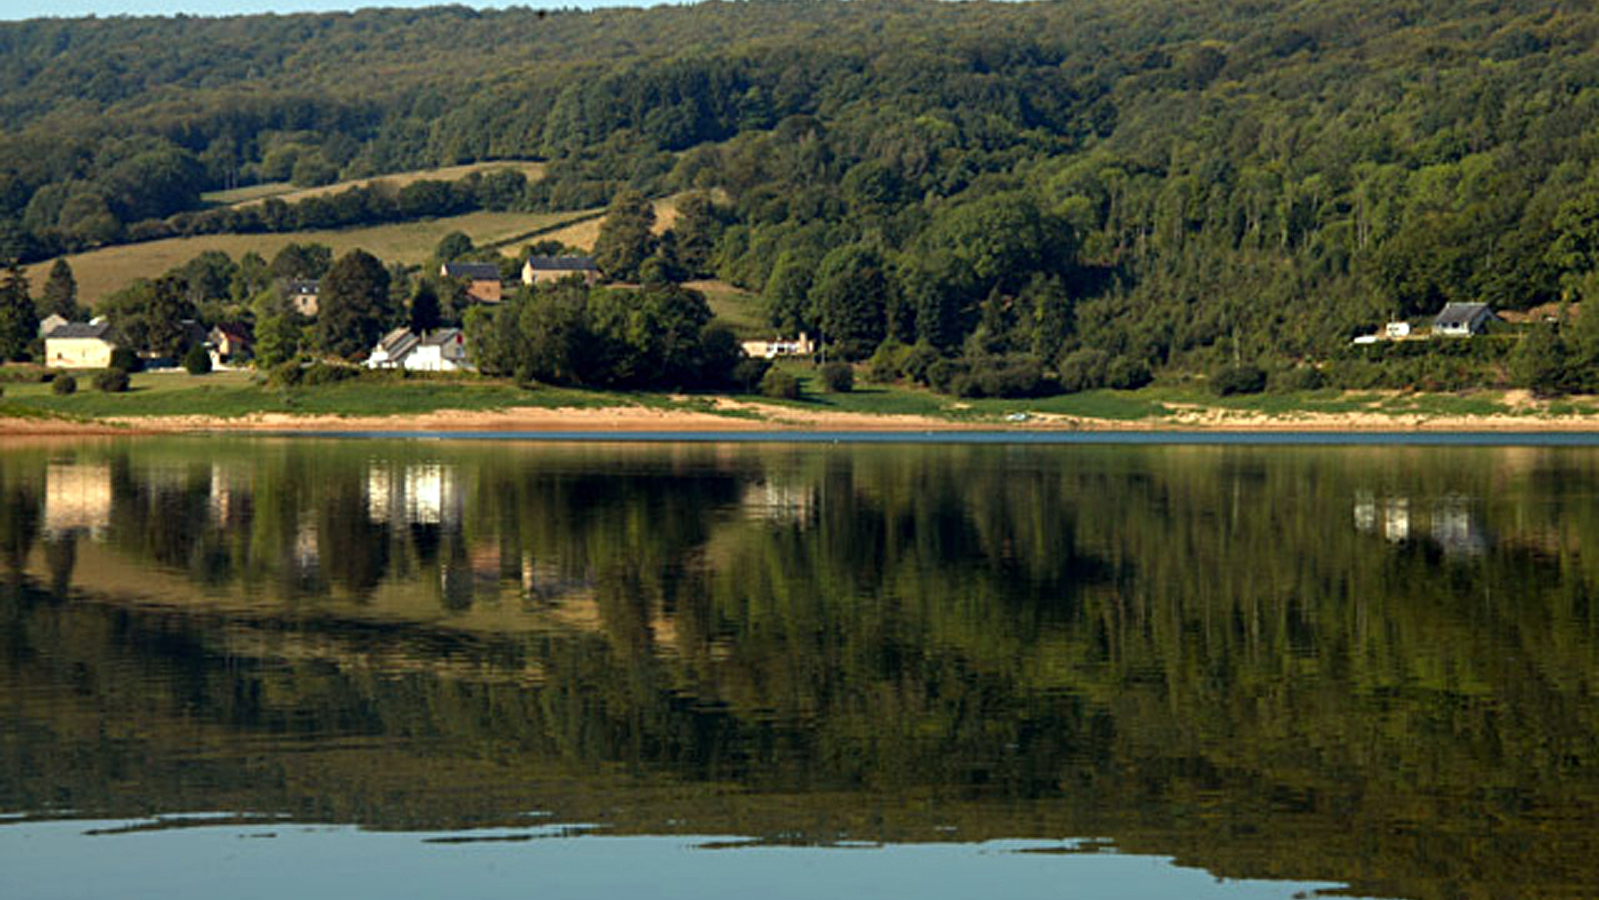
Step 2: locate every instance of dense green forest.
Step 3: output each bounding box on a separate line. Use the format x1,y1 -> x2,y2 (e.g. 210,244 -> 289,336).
5,0 -> 1599,385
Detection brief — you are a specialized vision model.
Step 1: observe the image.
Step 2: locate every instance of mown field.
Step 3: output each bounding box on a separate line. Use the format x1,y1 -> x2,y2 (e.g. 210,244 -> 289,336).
24,208 -> 598,307
201,161 -> 547,208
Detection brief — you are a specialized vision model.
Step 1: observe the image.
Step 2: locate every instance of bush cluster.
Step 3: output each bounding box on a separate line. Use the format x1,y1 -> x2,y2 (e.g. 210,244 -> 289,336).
51,374 -> 76,395
819,362 -> 854,393
759,368 -> 801,400
92,368 -> 130,393
1211,364 -> 1268,396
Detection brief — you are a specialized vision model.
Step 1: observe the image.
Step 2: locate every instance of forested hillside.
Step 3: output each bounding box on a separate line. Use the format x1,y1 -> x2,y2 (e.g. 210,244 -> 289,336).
4,0 -> 1599,382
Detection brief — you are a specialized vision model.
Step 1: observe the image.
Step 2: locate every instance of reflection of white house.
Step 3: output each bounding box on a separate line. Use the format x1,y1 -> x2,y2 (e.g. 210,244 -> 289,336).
740,480 -> 816,524
367,464 -> 461,527
209,463 -> 247,527
365,328 -> 471,372
1431,496 -> 1488,557
1355,491 -> 1488,556
740,333 -> 815,359
1353,491 -> 1410,542
45,462 -> 112,537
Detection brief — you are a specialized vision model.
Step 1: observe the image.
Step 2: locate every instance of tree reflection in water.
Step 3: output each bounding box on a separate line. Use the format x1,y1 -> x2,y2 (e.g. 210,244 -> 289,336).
1,438 -> 1597,900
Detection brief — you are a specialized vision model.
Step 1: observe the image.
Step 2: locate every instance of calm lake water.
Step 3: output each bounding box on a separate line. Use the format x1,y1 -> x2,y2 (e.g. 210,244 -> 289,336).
3,436 -> 1598,899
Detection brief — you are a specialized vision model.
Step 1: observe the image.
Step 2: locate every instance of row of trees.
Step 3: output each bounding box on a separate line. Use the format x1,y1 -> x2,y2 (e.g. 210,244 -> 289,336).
465,278 -> 743,390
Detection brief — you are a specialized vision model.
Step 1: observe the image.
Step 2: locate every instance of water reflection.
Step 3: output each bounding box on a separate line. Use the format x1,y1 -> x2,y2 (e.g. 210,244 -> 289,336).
2,439 -> 1599,899
1352,490 -> 1489,556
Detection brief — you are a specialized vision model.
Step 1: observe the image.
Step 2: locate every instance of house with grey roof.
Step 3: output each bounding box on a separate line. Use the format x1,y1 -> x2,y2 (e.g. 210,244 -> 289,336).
281,279 -> 320,317
1432,302 -> 1497,337
521,255 -> 600,286
44,321 -> 115,369
365,327 -> 470,372
440,262 -> 504,303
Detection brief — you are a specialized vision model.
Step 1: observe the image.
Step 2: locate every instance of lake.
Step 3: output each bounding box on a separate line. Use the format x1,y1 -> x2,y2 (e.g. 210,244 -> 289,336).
2,435 -> 1596,899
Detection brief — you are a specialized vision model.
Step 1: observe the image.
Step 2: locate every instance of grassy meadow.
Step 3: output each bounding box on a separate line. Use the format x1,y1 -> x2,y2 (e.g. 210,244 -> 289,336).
201,161 -> 547,208
25,209 -> 597,307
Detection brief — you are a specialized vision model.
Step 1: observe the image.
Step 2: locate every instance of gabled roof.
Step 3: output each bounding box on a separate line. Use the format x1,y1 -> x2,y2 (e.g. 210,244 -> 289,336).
211,323 -> 252,343
443,262 -> 502,281
525,255 -> 598,271
46,321 -> 112,340
282,278 -> 319,294
377,327 -> 420,356
419,328 -> 463,347
1433,302 -> 1495,327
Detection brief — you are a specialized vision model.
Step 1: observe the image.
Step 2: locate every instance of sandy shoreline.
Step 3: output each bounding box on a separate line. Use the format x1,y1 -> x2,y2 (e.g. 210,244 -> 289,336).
12,396 -> 1599,437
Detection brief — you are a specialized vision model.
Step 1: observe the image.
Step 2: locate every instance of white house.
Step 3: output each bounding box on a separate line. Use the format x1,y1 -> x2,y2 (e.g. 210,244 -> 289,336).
1433,303 -> 1497,337
740,333 -> 816,359
365,327 -> 471,372
522,255 -> 600,286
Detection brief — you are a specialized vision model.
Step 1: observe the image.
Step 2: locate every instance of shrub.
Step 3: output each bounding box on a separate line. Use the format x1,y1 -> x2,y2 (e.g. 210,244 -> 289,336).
1105,356 -> 1153,390
92,368 -> 130,393
925,358 -> 963,394
301,362 -> 359,386
1212,364 -> 1267,396
182,343 -> 212,375
819,361 -> 854,393
51,374 -> 76,395
268,360 -> 305,388
1272,366 -> 1326,392
901,342 -> 941,385
109,347 -> 141,373
731,358 -> 772,393
867,340 -> 909,383
759,367 -> 801,400
1056,348 -> 1110,393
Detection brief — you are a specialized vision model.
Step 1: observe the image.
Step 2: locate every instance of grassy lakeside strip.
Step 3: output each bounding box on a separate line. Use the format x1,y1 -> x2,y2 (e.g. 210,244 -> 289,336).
0,370 -> 675,421
7,366 -> 1599,431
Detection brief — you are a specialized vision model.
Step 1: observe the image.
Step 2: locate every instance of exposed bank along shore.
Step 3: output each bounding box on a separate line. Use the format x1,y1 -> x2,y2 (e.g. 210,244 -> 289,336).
11,395 -> 1599,436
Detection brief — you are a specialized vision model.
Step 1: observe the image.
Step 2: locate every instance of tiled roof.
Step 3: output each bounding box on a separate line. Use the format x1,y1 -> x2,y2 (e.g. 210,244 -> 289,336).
46,322 -> 112,340
526,255 -> 598,271
443,262 -> 502,280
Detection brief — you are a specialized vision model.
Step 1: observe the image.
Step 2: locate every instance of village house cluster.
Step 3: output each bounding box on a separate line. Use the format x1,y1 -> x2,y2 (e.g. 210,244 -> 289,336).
33,247 -> 832,376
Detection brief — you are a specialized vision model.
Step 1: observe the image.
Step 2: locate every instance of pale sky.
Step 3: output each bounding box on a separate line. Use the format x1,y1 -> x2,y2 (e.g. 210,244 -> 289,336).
0,1 -> 676,21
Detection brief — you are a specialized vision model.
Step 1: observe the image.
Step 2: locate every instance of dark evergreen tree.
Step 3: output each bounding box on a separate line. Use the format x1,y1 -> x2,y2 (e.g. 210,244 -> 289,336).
0,263 -> 37,361
409,280 -> 442,334
38,259 -> 80,320
593,190 -> 656,282
317,249 -> 393,360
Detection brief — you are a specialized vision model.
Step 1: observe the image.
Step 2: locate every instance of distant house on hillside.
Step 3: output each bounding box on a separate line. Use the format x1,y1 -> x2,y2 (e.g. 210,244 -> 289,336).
741,333 -> 815,359
365,327 -> 470,372
521,255 -> 600,286
44,321 -> 115,369
1432,302 -> 1497,337
282,279 -> 320,317
440,262 -> 503,303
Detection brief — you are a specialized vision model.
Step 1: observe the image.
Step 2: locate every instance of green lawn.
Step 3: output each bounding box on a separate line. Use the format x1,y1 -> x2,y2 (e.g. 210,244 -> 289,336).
0,370 -> 655,420
2,363 -> 1589,428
